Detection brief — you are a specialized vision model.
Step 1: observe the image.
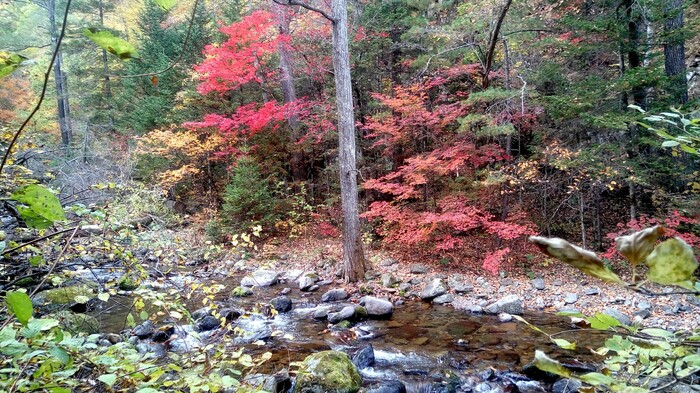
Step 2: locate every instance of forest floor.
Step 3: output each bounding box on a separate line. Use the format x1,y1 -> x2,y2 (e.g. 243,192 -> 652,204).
229,235 -> 700,333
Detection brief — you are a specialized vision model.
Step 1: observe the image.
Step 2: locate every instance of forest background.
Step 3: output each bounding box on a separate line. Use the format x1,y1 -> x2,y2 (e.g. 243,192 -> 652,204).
1,0 -> 700,279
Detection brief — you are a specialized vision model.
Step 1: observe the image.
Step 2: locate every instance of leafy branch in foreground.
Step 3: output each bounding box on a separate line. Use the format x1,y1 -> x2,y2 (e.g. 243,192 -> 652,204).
523,226 -> 700,392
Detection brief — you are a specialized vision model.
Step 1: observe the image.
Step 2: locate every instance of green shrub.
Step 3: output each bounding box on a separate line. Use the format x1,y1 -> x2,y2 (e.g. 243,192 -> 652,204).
220,156 -> 280,232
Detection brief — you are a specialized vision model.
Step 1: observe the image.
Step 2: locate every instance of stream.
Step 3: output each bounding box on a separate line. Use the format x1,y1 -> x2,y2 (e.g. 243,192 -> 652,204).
88,271 -> 604,392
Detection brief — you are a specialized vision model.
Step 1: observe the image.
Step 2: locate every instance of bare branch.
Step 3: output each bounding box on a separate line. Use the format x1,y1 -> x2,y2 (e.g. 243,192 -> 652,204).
272,0 -> 337,23
0,0 -> 72,175
416,42 -> 479,78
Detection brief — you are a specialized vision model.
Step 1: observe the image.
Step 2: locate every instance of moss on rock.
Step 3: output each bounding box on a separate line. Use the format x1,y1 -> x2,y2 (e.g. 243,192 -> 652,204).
294,350 -> 362,393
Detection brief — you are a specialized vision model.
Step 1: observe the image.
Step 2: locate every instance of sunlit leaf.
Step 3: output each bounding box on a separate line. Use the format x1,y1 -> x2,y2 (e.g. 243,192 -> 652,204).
5,291 -> 32,327
11,185 -> 66,229
552,338 -> 576,350
640,328 -> 674,339
533,350 -> 571,377
529,236 -> 625,284
152,0 -> 177,10
645,238 -> 698,285
579,372 -> 614,386
50,346 -> 70,364
0,51 -> 27,78
97,293 -> 110,302
588,313 -> 621,330
83,28 -> 139,59
615,226 -> 664,266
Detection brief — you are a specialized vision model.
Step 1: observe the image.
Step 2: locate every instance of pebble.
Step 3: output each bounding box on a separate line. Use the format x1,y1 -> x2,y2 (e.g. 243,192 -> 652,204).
564,293 -> 578,305
532,278 -> 545,290
498,313 -> 513,322
583,287 -> 599,296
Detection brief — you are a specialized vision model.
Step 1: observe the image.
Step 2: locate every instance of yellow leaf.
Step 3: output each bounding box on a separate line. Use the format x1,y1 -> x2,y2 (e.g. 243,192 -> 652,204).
529,236 -> 625,284
615,225 -> 664,266
645,238 -> 698,285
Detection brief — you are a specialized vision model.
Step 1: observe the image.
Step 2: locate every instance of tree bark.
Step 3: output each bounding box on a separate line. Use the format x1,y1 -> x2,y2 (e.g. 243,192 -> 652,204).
482,0 -> 513,89
48,0 -> 73,147
331,0 -> 367,282
274,5 -> 305,180
664,0 -> 688,104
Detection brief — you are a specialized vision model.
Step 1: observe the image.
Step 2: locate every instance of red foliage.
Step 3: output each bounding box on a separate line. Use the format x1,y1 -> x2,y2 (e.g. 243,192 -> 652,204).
602,211 -> 700,260
195,11 -> 288,95
483,248 -> 511,275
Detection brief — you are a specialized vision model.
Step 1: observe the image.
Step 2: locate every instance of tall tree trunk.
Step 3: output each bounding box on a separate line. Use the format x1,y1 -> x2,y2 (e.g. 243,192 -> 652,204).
620,0 -> 647,108
48,0 -> 73,148
274,5 -> 305,180
664,0 -> 688,104
98,0 -> 114,130
482,0 -> 513,89
331,0 -> 367,282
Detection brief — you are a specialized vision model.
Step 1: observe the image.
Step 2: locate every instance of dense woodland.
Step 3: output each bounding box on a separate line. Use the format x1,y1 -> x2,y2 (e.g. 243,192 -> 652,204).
2,0 -> 700,391
1,0 -> 700,276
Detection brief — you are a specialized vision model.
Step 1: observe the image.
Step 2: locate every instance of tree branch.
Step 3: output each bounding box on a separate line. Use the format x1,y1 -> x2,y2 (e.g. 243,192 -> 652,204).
272,0 -> 337,23
0,0 -> 72,175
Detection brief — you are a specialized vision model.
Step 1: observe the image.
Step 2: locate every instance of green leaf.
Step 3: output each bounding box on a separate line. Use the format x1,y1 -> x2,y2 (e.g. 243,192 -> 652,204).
29,255 -> 45,266
552,338 -> 576,350
529,236 -> 625,284
0,51 -> 27,78
98,374 -> 118,387
83,28 -> 139,59
579,372 -> 614,386
662,140 -> 680,147
640,328 -> 674,339
152,0 -> 177,10
589,313 -> 621,330
533,350 -> 571,377
6,291 -> 33,327
645,238 -> 698,285
11,185 -> 66,229
50,346 -> 70,364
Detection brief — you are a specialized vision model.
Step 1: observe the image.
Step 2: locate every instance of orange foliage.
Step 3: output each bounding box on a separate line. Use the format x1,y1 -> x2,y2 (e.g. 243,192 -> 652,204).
0,77 -> 33,124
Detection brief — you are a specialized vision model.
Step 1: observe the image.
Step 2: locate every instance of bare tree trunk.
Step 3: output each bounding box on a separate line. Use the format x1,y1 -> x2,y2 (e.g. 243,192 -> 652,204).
98,0 -> 114,130
482,0 -> 513,88
579,190 -> 586,248
274,5 -> 305,180
331,0 -> 367,282
48,0 -> 73,148
664,0 -> 688,104
629,180 -> 637,221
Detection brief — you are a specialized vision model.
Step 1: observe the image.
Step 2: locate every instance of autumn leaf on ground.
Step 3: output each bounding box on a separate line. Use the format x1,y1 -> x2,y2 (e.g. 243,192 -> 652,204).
645,237 -> 698,285
529,236 -> 625,284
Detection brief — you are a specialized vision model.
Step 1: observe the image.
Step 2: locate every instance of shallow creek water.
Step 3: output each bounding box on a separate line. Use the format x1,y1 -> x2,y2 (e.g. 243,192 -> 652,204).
91,276 -> 606,390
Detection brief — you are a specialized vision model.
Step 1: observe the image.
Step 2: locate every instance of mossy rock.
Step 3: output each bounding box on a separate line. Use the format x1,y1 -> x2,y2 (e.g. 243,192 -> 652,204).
118,276 -> 140,291
50,310 -> 100,334
232,286 -> 254,297
353,306 -> 367,320
334,320 -> 353,329
33,285 -> 96,306
293,350 -> 362,393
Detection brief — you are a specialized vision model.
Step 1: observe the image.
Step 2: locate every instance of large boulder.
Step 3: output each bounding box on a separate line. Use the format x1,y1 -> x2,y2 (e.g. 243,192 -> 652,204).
294,351 -> 362,393
270,296 -> 293,313
322,289 -> 349,302
241,269 -> 279,287
360,296 -> 393,318
485,294 -> 523,315
32,285 -> 96,307
420,279 -> 447,301
328,306 -> 368,324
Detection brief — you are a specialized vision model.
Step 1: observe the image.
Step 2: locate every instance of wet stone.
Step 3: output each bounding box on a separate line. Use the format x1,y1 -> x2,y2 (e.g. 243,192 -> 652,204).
196,315 -> 221,332
604,308 -> 632,325
321,288 -> 349,302
352,344 -> 375,369
270,296 -> 292,313
328,306 -> 356,324
498,313 -> 513,322
132,321 -> 155,339
552,378 -> 582,393
312,308 -> 328,320
433,294 -> 454,305
420,278 -> 447,300
364,380 -> 406,393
